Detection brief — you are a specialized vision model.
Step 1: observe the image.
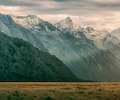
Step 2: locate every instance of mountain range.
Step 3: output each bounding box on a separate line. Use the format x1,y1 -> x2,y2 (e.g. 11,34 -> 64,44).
0,13 -> 120,81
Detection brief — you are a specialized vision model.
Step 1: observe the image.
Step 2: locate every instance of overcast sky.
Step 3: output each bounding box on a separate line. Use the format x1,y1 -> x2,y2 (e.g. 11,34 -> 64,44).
0,0 -> 120,32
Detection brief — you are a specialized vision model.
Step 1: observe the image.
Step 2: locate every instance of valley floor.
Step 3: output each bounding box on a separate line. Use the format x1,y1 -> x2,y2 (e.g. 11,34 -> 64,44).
0,82 -> 120,100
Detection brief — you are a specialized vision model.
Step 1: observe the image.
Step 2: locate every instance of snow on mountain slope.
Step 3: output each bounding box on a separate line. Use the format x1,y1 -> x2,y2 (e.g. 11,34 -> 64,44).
55,17 -> 73,29
10,15 -> 43,26
55,17 -> 111,49
55,17 -> 82,34
55,17 -> 120,50
55,17 -> 109,40
10,14 -> 61,36
85,29 -> 109,40
84,29 -> 110,49
10,15 -> 45,32
111,28 -> 120,40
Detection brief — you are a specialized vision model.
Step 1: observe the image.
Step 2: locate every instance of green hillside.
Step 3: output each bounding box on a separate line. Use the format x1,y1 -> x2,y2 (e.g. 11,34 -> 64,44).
0,32 -> 78,81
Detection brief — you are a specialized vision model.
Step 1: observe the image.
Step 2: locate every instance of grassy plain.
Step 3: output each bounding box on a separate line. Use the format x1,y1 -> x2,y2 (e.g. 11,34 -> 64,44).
0,82 -> 120,100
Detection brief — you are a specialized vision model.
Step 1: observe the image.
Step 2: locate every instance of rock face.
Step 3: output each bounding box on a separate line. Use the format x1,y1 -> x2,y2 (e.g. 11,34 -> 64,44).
0,13 -> 48,52
0,32 -> 79,81
55,17 -> 74,33
55,17 -> 82,35
1,13 -> 120,81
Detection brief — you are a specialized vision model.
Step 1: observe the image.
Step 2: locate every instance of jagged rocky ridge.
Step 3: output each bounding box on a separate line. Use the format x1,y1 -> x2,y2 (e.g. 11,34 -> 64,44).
1,13 -> 120,81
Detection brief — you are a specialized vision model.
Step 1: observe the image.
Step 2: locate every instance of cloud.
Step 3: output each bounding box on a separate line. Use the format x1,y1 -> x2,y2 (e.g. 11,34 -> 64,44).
0,0 -> 38,6
0,0 -> 120,31
1,0 -> 120,15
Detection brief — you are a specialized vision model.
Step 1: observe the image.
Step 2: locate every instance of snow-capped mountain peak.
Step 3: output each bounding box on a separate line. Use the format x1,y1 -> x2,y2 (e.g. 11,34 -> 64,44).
9,14 -> 61,35
10,14 -> 43,26
55,17 -> 82,34
9,14 -> 47,32
55,17 -> 73,30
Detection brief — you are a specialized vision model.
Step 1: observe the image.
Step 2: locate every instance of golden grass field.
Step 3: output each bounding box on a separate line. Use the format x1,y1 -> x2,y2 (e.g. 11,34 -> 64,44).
0,82 -> 120,100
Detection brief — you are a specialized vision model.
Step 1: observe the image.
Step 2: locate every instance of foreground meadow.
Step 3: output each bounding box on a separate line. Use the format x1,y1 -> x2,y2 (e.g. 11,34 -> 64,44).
0,82 -> 120,100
